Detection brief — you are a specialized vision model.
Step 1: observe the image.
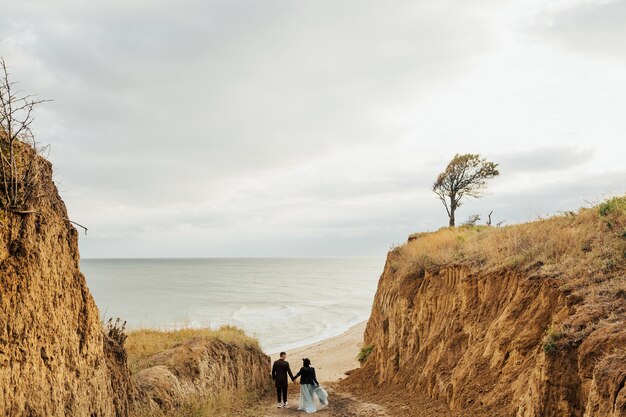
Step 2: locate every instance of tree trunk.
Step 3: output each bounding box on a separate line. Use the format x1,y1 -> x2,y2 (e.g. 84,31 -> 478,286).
449,199 -> 456,227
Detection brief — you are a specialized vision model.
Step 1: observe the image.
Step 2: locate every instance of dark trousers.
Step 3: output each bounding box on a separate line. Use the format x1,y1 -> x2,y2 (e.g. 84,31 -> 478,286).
276,385 -> 287,403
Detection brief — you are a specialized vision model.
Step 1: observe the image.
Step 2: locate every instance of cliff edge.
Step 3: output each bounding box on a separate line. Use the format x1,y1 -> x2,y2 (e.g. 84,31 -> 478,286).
346,197 -> 626,417
0,144 -> 133,416
0,142 -> 271,417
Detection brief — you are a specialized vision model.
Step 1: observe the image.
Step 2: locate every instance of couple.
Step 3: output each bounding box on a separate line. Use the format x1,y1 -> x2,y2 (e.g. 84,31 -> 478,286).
271,352 -> 329,413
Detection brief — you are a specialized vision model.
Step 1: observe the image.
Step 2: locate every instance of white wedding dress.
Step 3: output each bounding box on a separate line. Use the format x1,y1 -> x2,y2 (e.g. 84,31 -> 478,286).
298,384 -> 328,414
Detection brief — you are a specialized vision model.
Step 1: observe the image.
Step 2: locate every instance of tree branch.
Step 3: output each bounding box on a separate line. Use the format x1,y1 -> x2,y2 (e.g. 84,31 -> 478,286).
64,218 -> 88,235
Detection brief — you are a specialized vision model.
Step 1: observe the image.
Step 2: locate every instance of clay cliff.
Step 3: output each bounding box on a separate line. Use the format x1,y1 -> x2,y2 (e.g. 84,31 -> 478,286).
347,197 -> 626,417
0,143 -> 271,416
0,144 -> 133,416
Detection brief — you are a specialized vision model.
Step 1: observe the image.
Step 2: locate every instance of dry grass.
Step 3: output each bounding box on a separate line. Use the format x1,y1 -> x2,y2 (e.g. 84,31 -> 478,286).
131,391 -> 264,417
126,325 -> 259,374
391,195 -> 626,284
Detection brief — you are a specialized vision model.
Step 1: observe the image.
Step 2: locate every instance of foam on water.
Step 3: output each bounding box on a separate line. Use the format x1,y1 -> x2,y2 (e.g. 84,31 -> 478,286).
82,257 -> 383,353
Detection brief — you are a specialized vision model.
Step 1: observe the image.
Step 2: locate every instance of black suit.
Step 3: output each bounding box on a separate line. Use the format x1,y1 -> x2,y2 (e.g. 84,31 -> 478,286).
294,366 -> 318,385
272,359 -> 294,403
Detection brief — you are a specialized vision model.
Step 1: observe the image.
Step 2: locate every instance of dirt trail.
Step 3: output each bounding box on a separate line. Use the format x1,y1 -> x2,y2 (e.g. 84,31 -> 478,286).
259,387 -> 389,417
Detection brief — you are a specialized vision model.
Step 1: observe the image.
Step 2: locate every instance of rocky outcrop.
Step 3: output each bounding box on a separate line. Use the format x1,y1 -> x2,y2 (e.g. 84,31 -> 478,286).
0,147 -> 132,416
349,206 -> 626,417
133,337 -> 270,410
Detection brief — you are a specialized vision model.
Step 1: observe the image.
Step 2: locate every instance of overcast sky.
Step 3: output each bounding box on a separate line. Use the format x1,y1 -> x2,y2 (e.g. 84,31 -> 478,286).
1,0 -> 625,257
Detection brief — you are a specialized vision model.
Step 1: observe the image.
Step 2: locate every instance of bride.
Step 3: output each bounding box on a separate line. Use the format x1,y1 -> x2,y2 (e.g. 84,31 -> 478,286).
292,358 -> 328,413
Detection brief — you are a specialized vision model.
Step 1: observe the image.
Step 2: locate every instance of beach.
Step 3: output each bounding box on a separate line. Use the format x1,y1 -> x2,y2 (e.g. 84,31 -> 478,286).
269,321 -> 366,382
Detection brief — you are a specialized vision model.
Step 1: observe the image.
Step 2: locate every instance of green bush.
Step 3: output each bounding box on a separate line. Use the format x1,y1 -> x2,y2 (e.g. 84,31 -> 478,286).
357,344 -> 374,364
598,196 -> 626,217
543,326 -> 563,355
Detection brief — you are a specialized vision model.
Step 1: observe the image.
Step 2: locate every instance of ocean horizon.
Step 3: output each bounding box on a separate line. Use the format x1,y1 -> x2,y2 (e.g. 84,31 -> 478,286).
82,257 -> 385,353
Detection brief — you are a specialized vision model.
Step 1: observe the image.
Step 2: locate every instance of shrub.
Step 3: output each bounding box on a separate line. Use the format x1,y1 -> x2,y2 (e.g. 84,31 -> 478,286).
598,196 -> 626,217
104,317 -> 128,346
357,344 -> 374,364
462,214 -> 481,227
543,326 -> 563,355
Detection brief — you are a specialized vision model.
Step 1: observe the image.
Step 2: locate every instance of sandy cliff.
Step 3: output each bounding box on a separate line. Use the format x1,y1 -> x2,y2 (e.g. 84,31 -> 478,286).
0,143 -> 271,417
0,144 -> 271,417
347,198 -> 626,417
0,145 -> 132,416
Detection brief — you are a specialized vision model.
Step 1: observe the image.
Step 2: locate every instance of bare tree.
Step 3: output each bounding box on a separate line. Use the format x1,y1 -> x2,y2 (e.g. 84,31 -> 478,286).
462,214 -> 481,227
433,153 -> 499,227
0,57 -> 49,213
486,210 -> 493,226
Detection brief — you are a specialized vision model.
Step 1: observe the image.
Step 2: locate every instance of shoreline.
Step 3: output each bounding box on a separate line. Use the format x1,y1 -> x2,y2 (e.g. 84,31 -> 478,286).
267,320 -> 367,382
261,314 -> 368,354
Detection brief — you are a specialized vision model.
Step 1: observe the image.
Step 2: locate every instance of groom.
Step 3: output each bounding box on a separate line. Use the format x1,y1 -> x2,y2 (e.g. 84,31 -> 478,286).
272,351 -> 294,408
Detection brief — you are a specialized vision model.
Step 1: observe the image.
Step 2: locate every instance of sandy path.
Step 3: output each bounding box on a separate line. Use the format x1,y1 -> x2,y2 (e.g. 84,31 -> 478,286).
260,322 -> 390,417
259,389 -> 388,417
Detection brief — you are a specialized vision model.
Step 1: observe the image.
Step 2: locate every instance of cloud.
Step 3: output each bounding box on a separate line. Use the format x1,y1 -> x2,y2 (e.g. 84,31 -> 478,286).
495,146 -> 593,174
0,0 -> 625,257
533,0 -> 626,60
1,0 -> 500,208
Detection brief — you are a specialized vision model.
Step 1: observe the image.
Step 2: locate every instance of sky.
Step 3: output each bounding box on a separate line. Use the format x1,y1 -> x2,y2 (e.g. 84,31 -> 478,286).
0,0 -> 625,257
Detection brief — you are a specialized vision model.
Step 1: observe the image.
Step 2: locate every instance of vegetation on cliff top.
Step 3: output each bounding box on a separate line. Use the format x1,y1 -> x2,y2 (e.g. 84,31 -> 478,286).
0,58 -> 50,216
391,195 -> 626,283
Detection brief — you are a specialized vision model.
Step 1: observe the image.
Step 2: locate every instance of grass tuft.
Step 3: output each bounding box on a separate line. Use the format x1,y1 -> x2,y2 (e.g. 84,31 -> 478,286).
131,391 -> 264,417
357,344 -> 375,364
543,326 -> 564,355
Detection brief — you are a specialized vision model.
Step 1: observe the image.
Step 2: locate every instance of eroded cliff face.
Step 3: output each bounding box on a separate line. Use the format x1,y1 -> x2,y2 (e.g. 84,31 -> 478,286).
133,337 -> 270,411
351,212 -> 626,417
0,145 -> 270,416
0,150 -> 132,416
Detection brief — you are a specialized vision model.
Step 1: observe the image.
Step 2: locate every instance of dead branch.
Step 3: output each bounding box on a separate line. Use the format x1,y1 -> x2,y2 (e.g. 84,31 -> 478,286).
11,209 -> 39,214
0,57 -> 49,212
64,218 -> 88,235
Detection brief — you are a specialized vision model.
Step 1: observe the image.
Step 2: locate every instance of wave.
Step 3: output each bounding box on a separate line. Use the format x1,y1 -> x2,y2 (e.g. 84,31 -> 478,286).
231,305 -> 298,323
262,313 -> 367,354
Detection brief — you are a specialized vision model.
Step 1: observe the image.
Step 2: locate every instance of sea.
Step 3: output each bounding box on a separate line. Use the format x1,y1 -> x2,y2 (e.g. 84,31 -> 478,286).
81,257 -> 384,353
